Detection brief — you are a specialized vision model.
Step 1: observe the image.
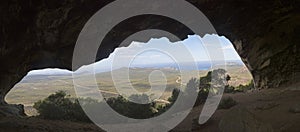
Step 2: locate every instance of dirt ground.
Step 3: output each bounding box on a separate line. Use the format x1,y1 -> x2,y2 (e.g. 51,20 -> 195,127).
0,85 -> 299,132
174,85 -> 300,132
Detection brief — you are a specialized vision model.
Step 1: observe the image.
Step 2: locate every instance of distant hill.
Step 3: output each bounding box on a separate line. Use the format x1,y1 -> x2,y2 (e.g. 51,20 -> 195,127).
25,60 -> 244,77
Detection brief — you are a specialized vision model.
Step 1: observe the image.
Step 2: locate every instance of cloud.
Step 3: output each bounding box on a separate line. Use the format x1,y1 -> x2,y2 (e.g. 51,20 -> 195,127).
32,34 -> 243,75
221,44 -> 234,50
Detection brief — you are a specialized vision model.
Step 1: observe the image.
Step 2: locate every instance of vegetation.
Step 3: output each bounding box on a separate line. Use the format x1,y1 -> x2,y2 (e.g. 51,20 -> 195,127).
34,78 -> 198,121
196,69 -> 230,105
33,68 -> 251,122
34,91 -> 164,121
33,91 -> 91,122
218,97 -> 237,109
234,80 -> 254,92
167,88 -> 180,103
224,85 -> 235,93
224,80 -> 254,93
106,94 -> 157,119
7,65 -> 253,107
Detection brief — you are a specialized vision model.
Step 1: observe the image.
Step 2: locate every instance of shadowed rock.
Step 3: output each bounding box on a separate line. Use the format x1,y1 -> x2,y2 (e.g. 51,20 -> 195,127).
219,107 -> 273,132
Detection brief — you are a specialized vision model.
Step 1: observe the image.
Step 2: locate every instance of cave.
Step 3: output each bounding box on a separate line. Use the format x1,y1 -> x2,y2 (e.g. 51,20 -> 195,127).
0,0 -> 299,130
5,34 -> 253,117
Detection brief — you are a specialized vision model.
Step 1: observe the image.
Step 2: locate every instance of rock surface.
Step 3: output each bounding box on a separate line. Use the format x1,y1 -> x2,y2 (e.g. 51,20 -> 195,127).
219,107 -> 273,132
289,104 -> 300,113
0,104 -> 25,117
0,0 -> 299,116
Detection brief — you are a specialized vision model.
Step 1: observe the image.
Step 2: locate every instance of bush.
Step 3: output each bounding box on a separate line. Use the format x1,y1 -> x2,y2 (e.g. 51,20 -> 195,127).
106,94 -> 157,119
224,80 -> 255,93
71,98 -> 94,122
34,91 -> 161,121
196,69 -> 229,105
235,80 -> 254,92
224,85 -> 235,93
34,72 -> 247,122
154,88 -> 181,115
33,91 -> 91,122
218,97 -> 237,109
168,88 -> 180,103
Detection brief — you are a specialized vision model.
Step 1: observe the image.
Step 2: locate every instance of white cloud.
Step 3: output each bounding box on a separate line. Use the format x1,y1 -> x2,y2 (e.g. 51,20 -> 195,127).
30,34 -> 242,75
221,44 -> 234,50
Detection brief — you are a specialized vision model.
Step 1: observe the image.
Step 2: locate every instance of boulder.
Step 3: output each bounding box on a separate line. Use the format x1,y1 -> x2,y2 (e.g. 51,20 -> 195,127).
0,104 -> 26,117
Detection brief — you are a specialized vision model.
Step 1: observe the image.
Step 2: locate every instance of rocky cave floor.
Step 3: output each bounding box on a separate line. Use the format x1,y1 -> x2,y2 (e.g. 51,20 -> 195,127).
0,84 -> 299,132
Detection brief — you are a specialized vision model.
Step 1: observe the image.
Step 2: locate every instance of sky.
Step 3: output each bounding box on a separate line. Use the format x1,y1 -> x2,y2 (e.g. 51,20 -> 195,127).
28,34 -> 241,75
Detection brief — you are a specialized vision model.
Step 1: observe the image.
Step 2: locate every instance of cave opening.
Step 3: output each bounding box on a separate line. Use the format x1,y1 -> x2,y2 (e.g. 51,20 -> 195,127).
5,34 -> 253,116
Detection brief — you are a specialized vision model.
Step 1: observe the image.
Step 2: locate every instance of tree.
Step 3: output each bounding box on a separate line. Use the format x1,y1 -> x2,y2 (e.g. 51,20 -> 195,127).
168,88 -> 180,103
34,91 -> 91,122
106,94 -> 157,119
197,69 -> 229,105
34,91 -> 74,120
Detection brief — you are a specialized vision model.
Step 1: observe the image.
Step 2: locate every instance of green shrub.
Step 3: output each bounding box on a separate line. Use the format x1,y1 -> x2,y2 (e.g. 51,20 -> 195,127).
234,80 -> 254,92
106,94 -> 157,119
154,88 -> 181,115
168,88 -> 180,103
34,71 -> 248,122
34,91 -> 161,121
197,88 -> 209,105
157,78 -> 201,114
218,97 -> 237,109
197,69 -> 229,105
224,85 -> 235,93
33,91 -> 93,122
34,91 -> 71,120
